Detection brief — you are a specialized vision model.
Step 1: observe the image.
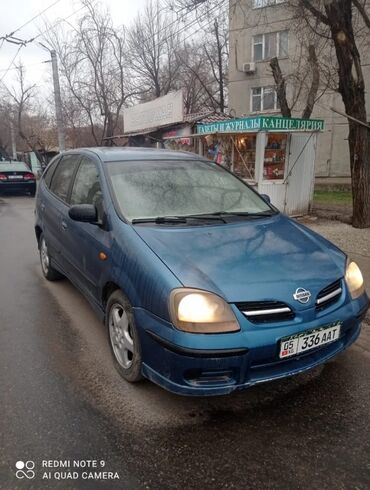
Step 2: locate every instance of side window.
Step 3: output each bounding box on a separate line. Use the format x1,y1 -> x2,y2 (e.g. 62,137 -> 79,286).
50,155 -> 80,202
70,157 -> 103,217
43,157 -> 60,188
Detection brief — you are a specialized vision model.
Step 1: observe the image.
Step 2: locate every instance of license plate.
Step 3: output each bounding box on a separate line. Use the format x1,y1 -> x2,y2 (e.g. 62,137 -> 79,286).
8,175 -> 23,179
279,321 -> 342,359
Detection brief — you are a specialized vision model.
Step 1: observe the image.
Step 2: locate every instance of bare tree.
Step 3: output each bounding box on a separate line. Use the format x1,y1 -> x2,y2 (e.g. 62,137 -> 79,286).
45,0 -> 136,145
171,2 -> 229,112
127,0 -> 182,99
292,0 -> 370,228
7,65 -> 38,152
270,43 -> 320,119
0,65 -> 57,162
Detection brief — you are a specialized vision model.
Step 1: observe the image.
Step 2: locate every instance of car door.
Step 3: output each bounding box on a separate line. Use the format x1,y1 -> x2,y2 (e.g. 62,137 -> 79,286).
63,156 -> 111,304
42,154 -> 81,273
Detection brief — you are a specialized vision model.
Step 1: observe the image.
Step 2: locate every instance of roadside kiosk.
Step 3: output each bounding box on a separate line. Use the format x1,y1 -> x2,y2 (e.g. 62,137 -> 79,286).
195,115 -> 324,216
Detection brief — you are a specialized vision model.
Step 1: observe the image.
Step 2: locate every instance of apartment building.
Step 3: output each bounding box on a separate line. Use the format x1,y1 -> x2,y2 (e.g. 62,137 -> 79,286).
228,0 -> 370,177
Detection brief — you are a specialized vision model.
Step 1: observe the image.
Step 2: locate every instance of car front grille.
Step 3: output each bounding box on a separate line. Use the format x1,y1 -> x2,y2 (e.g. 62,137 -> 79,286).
316,279 -> 342,311
235,300 -> 295,323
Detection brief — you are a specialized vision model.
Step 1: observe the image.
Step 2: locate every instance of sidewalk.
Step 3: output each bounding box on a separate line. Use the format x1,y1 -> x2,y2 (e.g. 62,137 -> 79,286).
315,177 -> 351,192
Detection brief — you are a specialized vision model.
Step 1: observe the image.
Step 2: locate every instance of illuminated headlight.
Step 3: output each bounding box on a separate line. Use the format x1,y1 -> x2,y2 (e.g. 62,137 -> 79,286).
345,259 -> 365,299
169,288 -> 240,333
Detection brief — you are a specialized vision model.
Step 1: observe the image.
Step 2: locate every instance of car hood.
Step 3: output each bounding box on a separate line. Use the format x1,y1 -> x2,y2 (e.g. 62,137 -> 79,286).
133,214 -> 346,306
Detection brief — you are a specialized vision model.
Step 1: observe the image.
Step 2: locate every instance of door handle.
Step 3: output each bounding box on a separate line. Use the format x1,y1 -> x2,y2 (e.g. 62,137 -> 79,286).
61,220 -> 68,231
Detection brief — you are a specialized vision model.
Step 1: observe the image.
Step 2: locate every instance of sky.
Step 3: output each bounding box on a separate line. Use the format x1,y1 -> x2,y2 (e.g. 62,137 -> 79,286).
0,0 -> 147,92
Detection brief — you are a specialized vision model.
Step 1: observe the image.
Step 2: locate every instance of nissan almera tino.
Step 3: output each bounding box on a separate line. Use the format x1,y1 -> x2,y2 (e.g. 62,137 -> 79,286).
35,148 -> 369,395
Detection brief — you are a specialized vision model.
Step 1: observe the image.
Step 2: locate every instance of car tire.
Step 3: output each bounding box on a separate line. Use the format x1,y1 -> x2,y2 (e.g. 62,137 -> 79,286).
39,233 -> 63,281
29,189 -> 36,197
106,290 -> 143,383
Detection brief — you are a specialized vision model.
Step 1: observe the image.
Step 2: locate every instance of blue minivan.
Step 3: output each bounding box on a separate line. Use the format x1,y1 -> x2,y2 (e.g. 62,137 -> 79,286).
35,148 -> 369,395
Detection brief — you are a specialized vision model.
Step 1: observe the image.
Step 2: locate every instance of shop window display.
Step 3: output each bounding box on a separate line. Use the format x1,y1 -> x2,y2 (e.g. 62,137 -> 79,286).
203,135 -> 232,169
263,134 -> 287,180
233,134 -> 256,180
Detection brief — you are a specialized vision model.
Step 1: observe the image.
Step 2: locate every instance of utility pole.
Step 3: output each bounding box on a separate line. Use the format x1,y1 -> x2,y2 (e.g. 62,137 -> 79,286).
10,120 -> 17,160
40,43 -> 66,152
50,50 -> 65,152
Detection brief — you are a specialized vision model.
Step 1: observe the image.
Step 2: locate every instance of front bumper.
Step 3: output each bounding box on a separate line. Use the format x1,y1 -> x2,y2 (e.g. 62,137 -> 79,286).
134,293 -> 369,396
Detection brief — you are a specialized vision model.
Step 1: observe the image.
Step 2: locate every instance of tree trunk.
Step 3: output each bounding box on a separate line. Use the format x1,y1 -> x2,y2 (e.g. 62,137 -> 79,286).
301,45 -> 319,120
270,57 -> 291,117
324,0 -> 370,227
348,121 -> 370,227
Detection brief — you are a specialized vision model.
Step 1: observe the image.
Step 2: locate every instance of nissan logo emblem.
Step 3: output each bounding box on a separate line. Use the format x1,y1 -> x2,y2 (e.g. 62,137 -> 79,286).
293,287 -> 311,304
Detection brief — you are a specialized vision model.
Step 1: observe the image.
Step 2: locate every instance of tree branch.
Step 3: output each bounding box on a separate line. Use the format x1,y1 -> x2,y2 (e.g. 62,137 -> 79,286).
299,0 -> 330,26
353,0 -> 370,29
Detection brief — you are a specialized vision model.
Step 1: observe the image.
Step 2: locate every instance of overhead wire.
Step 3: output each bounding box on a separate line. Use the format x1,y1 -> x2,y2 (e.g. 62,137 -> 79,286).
33,2 -> 95,43
0,45 -> 23,83
0,3 -> 91,85
1,0 -> 62,41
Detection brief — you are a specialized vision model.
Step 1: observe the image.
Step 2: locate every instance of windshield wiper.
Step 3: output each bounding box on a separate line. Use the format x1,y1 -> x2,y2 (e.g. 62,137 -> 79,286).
179,213 -> 228,223
131,216 -> 188,224
132,214 -> 228,224
131,211 -> 276,225
218,210 -> 277,217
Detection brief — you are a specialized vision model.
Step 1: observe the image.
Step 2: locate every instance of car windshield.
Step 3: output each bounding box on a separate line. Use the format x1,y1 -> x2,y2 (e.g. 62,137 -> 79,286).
0,162 -> 29,172
106,159 -> 273,222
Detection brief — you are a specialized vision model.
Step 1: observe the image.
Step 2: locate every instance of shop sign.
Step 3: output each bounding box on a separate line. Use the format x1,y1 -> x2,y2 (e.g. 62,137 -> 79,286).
162,126 -> 191,139
124,91 -> 183,133
197,116 -> 325,134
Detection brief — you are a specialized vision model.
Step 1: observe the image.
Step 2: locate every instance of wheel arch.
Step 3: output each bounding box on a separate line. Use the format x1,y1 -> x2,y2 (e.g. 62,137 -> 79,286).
35,225 -> 43,248
102,281 -> 122,309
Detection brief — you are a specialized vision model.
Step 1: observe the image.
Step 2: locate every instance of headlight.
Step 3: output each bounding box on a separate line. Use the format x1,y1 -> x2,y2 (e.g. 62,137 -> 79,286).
169,288 -> 240,333
345,259 -> 365,299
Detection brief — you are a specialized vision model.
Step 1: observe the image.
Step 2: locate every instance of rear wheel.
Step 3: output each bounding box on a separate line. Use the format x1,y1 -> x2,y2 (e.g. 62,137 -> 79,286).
39,233 -> 63,281
106,290 -> 143,383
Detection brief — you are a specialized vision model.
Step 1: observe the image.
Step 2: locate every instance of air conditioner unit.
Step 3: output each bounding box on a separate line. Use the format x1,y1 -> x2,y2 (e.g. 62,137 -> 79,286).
242,62 -> 256,74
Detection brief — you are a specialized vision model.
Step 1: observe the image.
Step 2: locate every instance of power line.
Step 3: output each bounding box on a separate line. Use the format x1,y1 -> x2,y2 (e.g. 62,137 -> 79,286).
0,45 -> 23,83
1,0 -> 62,41
181,1 -> 227,43
0,61 -> 46,73
0,3 -> 91,85
33,2 -> 94,43
130,0 -> 225,60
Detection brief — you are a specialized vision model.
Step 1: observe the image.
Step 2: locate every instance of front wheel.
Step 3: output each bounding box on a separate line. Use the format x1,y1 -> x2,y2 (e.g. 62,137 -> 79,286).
106,290 -> 143,383
39,233 -> 63,281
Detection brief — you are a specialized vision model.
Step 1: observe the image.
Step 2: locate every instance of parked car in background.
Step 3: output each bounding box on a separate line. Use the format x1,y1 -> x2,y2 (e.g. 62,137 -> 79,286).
34,148 -> 369,396
0,162 -> 36,196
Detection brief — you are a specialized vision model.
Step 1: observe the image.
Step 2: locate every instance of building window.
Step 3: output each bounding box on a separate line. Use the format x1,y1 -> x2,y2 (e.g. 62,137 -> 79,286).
253,0 -> 286,8
253,31 -> 288,61
251,86 -> 279,112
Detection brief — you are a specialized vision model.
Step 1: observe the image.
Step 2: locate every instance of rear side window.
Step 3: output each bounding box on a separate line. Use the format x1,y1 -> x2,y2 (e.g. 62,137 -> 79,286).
50,155 -> 80,202
43,158 -> 60,188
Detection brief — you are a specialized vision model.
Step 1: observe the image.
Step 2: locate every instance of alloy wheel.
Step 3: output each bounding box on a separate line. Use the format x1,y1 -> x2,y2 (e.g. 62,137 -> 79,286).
109,304 -> 134,369
40,238 -> 50,275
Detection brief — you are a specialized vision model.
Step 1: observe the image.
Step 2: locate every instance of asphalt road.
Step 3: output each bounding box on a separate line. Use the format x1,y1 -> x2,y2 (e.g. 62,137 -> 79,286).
1,195 -> 370,490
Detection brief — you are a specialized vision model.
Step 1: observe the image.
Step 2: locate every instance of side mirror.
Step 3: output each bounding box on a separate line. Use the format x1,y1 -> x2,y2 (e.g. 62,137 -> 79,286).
69,204 -> 98,223
260,193 -> 271,204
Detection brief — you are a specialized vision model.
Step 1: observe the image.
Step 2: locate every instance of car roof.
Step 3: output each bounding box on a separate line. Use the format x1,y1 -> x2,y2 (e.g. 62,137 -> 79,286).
62,147 -> 204,163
